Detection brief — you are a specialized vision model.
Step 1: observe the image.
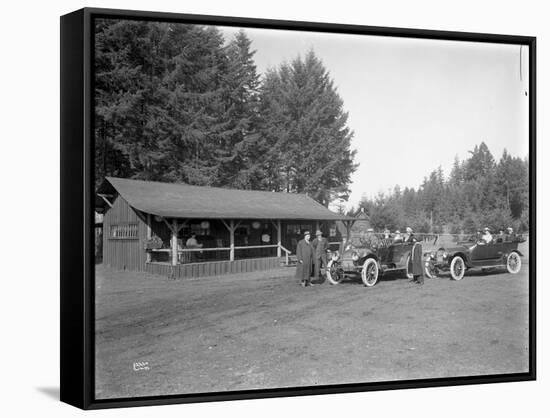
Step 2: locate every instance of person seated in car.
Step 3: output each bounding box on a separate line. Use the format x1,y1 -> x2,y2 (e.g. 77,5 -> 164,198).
393,230 -> 403,243
496,230 -> 505,243
403,227 -> 417,244
362,228 -> 380,247
505,227 -> 516,241
479,227 -> 493,244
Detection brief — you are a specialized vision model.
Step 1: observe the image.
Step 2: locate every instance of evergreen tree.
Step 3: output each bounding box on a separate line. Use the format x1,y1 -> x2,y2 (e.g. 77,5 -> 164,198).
353,142 -> 529,233
214,30 -> 262,189
257,50 -> 357,205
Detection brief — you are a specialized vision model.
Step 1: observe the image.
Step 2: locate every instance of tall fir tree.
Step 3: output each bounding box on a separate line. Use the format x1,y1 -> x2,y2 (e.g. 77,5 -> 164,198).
257,50 -> 357,205
214,30 -> 262,188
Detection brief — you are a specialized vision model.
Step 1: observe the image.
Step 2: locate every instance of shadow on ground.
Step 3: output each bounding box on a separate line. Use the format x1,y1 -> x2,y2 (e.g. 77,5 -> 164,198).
36,386 -> 59,400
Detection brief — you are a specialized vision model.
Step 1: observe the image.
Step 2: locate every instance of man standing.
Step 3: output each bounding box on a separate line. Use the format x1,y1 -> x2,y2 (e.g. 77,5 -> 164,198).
312,230 -> 328,282
405,227 -> 424,285
411,240 -> 424,285
296,230 -> 315,287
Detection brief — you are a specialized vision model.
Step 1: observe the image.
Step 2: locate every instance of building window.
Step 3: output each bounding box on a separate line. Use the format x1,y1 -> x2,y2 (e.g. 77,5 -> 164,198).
110,223 -> 138,239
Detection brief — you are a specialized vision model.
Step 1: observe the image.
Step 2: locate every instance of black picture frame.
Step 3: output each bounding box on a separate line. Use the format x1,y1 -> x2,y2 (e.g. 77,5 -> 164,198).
60,7 -> 536,410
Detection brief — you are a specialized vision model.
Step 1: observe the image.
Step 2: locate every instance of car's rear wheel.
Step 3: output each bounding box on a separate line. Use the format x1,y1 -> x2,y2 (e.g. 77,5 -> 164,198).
326,259 -> 344,285
450,256 -> 466,281
506,251 -> 522,274
406,255 -> 414,279
361,258 -> 379,287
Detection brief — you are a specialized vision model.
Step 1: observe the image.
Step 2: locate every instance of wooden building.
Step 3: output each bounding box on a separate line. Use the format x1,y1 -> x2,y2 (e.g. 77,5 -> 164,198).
97,177 -> 346,279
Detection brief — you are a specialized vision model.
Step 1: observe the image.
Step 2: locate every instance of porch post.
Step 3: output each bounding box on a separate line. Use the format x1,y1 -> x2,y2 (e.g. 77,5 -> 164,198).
171,219 -> 178,266
315,221 -> 320,233
229,220 -> 235,261
277,220 -> 282,257
146,213 -> 152,263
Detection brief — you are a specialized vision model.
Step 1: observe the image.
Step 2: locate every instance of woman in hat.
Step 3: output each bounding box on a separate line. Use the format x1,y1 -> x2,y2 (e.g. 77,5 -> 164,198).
404,226 -> 416,244
481,227 -> 493,244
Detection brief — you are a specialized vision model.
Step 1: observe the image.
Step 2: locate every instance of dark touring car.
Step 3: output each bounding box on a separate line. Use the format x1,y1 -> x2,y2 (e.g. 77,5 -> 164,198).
424,236 -> 525,280
326,236 -> 416,287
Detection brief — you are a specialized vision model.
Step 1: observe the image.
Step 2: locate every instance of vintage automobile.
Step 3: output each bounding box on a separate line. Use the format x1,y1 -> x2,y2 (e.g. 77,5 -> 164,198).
424,236 -> 525,280
326,236 -> 418,287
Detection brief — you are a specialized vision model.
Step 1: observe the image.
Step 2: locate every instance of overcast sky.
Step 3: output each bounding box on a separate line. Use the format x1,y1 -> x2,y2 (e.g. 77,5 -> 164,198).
220,26 -> 530,209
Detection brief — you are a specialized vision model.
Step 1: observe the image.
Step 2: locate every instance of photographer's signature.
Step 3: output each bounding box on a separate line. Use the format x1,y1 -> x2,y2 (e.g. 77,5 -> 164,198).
133,361 -> 150,371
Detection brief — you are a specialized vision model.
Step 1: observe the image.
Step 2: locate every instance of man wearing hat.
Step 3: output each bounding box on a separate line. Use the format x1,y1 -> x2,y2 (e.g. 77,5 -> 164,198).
312,230 -> 329,282
296,230 -> 315,287
505,227 -> 516,242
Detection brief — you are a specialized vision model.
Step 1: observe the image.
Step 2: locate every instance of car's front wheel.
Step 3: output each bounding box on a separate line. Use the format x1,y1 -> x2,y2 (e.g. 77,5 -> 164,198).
361,258 -> 379,287
326,259 -> 344,285
424,258 -> 438,279
506,251 -> 522,274
449,256 -> 466,281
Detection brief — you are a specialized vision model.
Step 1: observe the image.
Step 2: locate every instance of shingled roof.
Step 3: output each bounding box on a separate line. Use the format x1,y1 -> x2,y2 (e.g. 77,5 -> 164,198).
101,177 -> 346,221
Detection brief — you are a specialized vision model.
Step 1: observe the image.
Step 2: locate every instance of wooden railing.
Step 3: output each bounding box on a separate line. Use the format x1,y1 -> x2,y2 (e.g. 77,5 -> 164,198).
149,243 -> 292,265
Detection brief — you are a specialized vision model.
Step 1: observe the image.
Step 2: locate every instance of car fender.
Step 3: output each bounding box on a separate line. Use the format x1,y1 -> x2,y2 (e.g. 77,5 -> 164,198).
506,249 -> 523,257
360,253 -> 379,265
449,251 -> 472,268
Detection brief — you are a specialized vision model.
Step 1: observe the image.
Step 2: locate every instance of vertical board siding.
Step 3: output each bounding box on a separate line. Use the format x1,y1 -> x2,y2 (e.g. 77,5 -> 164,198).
102,195 -> 146,272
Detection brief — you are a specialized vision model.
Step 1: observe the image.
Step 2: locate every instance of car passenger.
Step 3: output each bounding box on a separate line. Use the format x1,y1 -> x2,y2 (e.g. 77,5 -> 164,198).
480,227 -> 493,244
403,226 -> 417,244
505,227 -> 516,242
362,228 -> 380,247
393,230 -> 403,243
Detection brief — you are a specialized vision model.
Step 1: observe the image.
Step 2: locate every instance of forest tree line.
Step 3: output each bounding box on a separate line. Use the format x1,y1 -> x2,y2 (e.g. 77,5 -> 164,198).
95,20 -> 529,232
94,19 -> 356,206
352,142 -> 529,234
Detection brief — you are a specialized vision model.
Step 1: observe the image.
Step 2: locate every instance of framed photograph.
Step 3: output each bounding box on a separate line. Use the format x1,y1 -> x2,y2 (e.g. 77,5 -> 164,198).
60,7 -> 536,410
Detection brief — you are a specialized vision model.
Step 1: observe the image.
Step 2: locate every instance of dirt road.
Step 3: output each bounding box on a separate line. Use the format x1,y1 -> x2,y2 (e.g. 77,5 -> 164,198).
95,264 -> 530,399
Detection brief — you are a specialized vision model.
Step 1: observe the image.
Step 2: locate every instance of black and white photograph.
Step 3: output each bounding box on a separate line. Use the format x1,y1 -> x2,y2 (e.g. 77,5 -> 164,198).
4,0 -> 550,416
90,13 -> 533,401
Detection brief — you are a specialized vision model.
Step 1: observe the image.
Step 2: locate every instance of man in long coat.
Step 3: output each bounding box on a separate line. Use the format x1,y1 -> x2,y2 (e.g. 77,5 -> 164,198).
312,230 -> 329,281
405,227 -> 424,285
296,230 -> 315,287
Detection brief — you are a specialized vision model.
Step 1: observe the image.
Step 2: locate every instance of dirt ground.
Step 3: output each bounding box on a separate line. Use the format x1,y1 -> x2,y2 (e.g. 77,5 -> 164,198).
95,259 -> 530,399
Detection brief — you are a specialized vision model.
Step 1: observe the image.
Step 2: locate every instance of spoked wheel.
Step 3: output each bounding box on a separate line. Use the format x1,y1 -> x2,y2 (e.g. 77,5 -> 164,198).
424,258 -> 438,279
326,259 -> 344,285
506,252 -> 522,274
405,255 -> 414,279
361,258 -> 379,287
450,256 -> 466,281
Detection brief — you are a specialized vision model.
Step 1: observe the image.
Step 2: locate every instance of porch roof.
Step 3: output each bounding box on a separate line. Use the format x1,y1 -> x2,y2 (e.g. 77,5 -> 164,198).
100,177 -> 350,221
